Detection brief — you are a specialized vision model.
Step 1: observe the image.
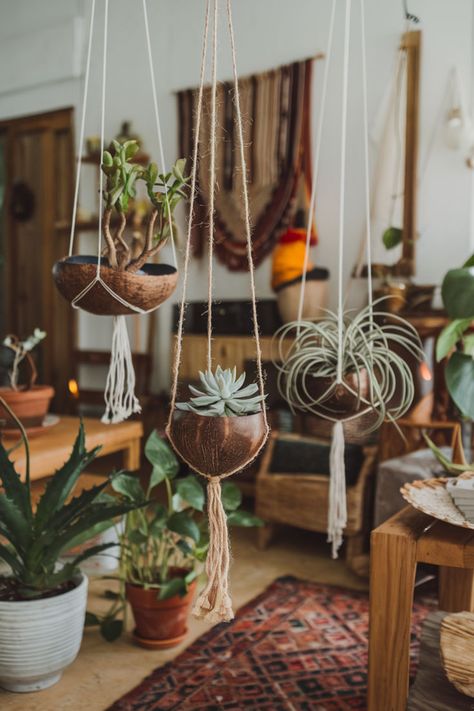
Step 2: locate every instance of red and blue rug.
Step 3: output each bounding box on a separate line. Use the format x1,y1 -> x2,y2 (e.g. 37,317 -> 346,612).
108,576 -> 431,710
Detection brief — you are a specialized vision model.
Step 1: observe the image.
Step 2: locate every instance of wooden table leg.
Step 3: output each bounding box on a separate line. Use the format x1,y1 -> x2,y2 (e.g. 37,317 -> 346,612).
368,522 -> 418,711
122,438 -> 141,471
439,567 -> 474,612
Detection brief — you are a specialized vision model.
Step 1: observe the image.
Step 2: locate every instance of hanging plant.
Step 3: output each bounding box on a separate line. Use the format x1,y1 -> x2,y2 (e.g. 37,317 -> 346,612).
274,301 -> 423,430
53,140 -> 188,316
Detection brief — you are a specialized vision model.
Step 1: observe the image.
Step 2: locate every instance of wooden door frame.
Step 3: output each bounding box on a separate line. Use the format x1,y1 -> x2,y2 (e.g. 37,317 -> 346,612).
0,107 -> 75,409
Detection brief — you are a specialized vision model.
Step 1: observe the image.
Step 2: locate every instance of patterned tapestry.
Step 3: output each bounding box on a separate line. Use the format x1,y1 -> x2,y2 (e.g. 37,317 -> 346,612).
177,58 -> 315,271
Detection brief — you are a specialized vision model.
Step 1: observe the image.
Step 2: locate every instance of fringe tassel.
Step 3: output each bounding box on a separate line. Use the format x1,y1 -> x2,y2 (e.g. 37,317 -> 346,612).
328,420 -> 347,559
193,478 -> 234,623
101,315 -> 141,424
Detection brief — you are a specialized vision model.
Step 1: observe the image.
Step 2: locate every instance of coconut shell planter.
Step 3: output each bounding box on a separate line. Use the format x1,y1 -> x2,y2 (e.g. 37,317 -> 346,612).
53,256 -> 178,316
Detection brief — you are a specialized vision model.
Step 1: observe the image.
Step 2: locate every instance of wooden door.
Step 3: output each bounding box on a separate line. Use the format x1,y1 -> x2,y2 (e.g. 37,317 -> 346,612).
0,108 -> 75,411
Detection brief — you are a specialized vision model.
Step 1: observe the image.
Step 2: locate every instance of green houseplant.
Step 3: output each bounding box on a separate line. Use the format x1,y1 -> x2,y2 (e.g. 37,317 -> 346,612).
0,397 -> 143,692
53,139 -> 189,316
0,329 -> 54,432
87,431 -> 262,647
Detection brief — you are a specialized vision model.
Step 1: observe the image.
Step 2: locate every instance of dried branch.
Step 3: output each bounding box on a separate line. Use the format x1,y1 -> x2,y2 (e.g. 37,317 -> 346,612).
126,209 -> 165,273
102,207 -> 118,269
115,212 -> 130,271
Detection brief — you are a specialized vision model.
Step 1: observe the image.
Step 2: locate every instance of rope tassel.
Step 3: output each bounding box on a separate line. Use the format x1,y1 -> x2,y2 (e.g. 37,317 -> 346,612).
101,315 -> 141,424
193,478 -> 234,623
328,420 -> 347,559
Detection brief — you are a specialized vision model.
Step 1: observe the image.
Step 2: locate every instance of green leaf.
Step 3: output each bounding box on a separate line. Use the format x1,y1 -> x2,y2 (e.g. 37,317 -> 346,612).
0,542 -> 23,575
226,510 -> 264,527
102,150 -> 113,167
0,494 -> 30,551
436,319 -> 472,361
463,334 -> 474,357
176,476 -> 205,511
423,433 -> 470,474
382,226 -> 403,250
144,431 -> 179,479
158,576 -> 187,600
442,267 -> 474,319
100,618 -> 123,642
167,511 -> 200,542
148,162 -> 158,185
221,481 -> 242,511
463,252 -> 474,268
124,140 -> 139,159
148,465 -> 167,490
127,529 -> 148,545
85,611 -> 100,626
0,443 -> 31,521
110,472 -> 145,504
172,158 -> 186,181
62,519 -> 116,553
446,351 -> 474,419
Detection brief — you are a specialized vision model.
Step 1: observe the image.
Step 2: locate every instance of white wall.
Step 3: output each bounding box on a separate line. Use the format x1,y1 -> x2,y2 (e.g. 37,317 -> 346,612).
0,0 -> 473,391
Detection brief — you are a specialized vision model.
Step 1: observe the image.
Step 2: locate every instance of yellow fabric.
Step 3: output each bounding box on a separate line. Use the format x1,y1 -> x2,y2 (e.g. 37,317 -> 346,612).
271,241 -> 315,291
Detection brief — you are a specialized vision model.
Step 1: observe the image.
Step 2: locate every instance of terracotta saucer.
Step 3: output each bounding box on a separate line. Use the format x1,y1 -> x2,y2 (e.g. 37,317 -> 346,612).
132,628 -> 188,650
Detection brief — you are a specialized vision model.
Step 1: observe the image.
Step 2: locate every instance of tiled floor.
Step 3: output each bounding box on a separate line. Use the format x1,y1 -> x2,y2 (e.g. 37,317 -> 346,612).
0,527 -> 368,711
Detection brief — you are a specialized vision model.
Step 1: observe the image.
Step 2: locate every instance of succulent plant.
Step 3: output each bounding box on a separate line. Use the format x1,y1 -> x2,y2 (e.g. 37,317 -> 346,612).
176,366 -> 265,417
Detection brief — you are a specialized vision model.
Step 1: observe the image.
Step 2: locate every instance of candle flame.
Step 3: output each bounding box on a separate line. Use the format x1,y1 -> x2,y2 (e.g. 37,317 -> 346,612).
419,362 -> 432,382
68,379 -> 79,398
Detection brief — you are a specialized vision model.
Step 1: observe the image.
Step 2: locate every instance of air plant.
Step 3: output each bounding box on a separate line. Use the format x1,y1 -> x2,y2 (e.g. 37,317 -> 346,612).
176,366 -> 265,417
1,329 -> 46,390
273,301 -> 424,431
100,139 -> 188,273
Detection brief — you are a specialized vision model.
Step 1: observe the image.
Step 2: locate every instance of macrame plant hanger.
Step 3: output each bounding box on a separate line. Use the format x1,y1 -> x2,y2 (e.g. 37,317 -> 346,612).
277,0 -> 380,558
53,0 -> 178,424
166,0 -> 269,623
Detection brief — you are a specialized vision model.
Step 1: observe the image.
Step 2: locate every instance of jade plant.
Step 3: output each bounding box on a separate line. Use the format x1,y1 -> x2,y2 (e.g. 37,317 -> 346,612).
0,401 -> 143,600
436,253 -> 474,420
176,366 -> 265,416
0,329 -> 46,390
100,139 -> 188,272
87,431 -> 262,641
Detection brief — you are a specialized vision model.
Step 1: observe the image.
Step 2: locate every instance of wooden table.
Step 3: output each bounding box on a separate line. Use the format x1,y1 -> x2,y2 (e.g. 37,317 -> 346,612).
368,506 -> 474,711
1,416 -> 143,482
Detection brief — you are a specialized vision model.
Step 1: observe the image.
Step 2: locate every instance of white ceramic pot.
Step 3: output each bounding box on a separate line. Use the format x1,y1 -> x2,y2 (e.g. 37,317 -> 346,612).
0,573 -> 88,693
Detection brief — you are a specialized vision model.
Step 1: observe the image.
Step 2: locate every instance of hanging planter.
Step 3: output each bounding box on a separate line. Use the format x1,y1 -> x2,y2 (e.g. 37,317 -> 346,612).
51,0 -> 187,424
53,256 -> 177,316
168,367 -> 268,477
166,0 -> 269,623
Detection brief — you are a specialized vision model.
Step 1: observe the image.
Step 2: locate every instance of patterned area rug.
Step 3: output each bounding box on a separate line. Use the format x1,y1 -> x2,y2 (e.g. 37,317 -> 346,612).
108,576 -> 432,711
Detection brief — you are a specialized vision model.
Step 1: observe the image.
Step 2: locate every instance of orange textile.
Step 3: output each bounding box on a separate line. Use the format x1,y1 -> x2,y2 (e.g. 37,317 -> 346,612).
271,227 -> 316,291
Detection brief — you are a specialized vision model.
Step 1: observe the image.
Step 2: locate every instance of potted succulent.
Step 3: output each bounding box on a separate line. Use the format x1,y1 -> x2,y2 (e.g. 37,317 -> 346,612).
0,329 -> 54,432
168,366 -> 268,477
0,398 -> 144,692
53,140 -> 188,316
87,431 -> 262,647
274,300 -> 424,431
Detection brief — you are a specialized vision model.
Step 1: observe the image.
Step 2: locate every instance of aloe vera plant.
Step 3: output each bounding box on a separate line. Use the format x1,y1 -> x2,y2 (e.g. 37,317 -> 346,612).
0,397 -> 143,600
176,366 -> 265,416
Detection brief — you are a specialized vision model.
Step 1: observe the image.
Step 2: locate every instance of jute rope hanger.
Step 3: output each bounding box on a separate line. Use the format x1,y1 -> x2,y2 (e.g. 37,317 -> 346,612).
166,0 -> 269,623
65,0 -> 178,423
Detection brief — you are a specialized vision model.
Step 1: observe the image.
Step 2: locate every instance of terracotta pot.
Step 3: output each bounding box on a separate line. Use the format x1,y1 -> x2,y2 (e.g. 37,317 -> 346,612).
302,369 -> 371,419
374,284 -> 407,314
52,255 -> 178,316
167,411 -> 269,477
126,571 -> 196,649
0,385 -> 54,431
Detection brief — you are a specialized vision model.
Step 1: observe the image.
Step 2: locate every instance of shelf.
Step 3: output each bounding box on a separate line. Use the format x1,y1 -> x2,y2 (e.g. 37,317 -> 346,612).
80,151 -> 150,166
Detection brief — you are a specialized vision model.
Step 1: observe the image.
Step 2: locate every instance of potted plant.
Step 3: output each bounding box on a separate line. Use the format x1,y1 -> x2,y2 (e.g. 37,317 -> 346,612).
436,253 -> 474,457
87,430 -> 262,647
168,366 -> 268,477
0,329 -> 54,432
273,301 -> 424,431
0,398 -> 144,692
53,140 -> 188,316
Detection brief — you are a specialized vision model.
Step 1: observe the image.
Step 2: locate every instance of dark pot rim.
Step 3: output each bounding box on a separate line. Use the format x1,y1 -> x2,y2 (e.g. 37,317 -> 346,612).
55,255 -> 177,278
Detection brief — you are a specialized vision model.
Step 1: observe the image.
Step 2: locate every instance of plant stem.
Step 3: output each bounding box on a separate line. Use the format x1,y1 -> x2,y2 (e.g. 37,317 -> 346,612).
126,209 -> 161,273
103,207 -> 118,269
115,211 -> 130,271
0,395 -> 32,518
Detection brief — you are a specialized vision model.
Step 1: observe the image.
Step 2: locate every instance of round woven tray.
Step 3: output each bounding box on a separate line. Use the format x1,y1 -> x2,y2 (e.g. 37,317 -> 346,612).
400,472 -> 474,529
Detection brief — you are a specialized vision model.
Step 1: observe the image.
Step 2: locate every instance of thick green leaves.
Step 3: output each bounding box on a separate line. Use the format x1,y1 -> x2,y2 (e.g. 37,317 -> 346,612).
145,431 -> 179,481
442,267 -> 474,319
436,319 -> 472,361
158,576 -> 187,600
176,476 -> 205,511
0,444 -> 31,521
111,472 -> 146,504
101,618 -> 123,642
382,226 -> 403,250
221,481 -> 242,511
446,351 -> 474,419
167,512 -> 200,542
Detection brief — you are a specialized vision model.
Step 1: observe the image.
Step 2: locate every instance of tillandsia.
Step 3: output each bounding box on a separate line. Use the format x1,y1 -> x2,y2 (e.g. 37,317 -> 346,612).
2,329 -> 46,390
273,300 -> 424,431
100,139 -> 189,273
176,366 -> 266,417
